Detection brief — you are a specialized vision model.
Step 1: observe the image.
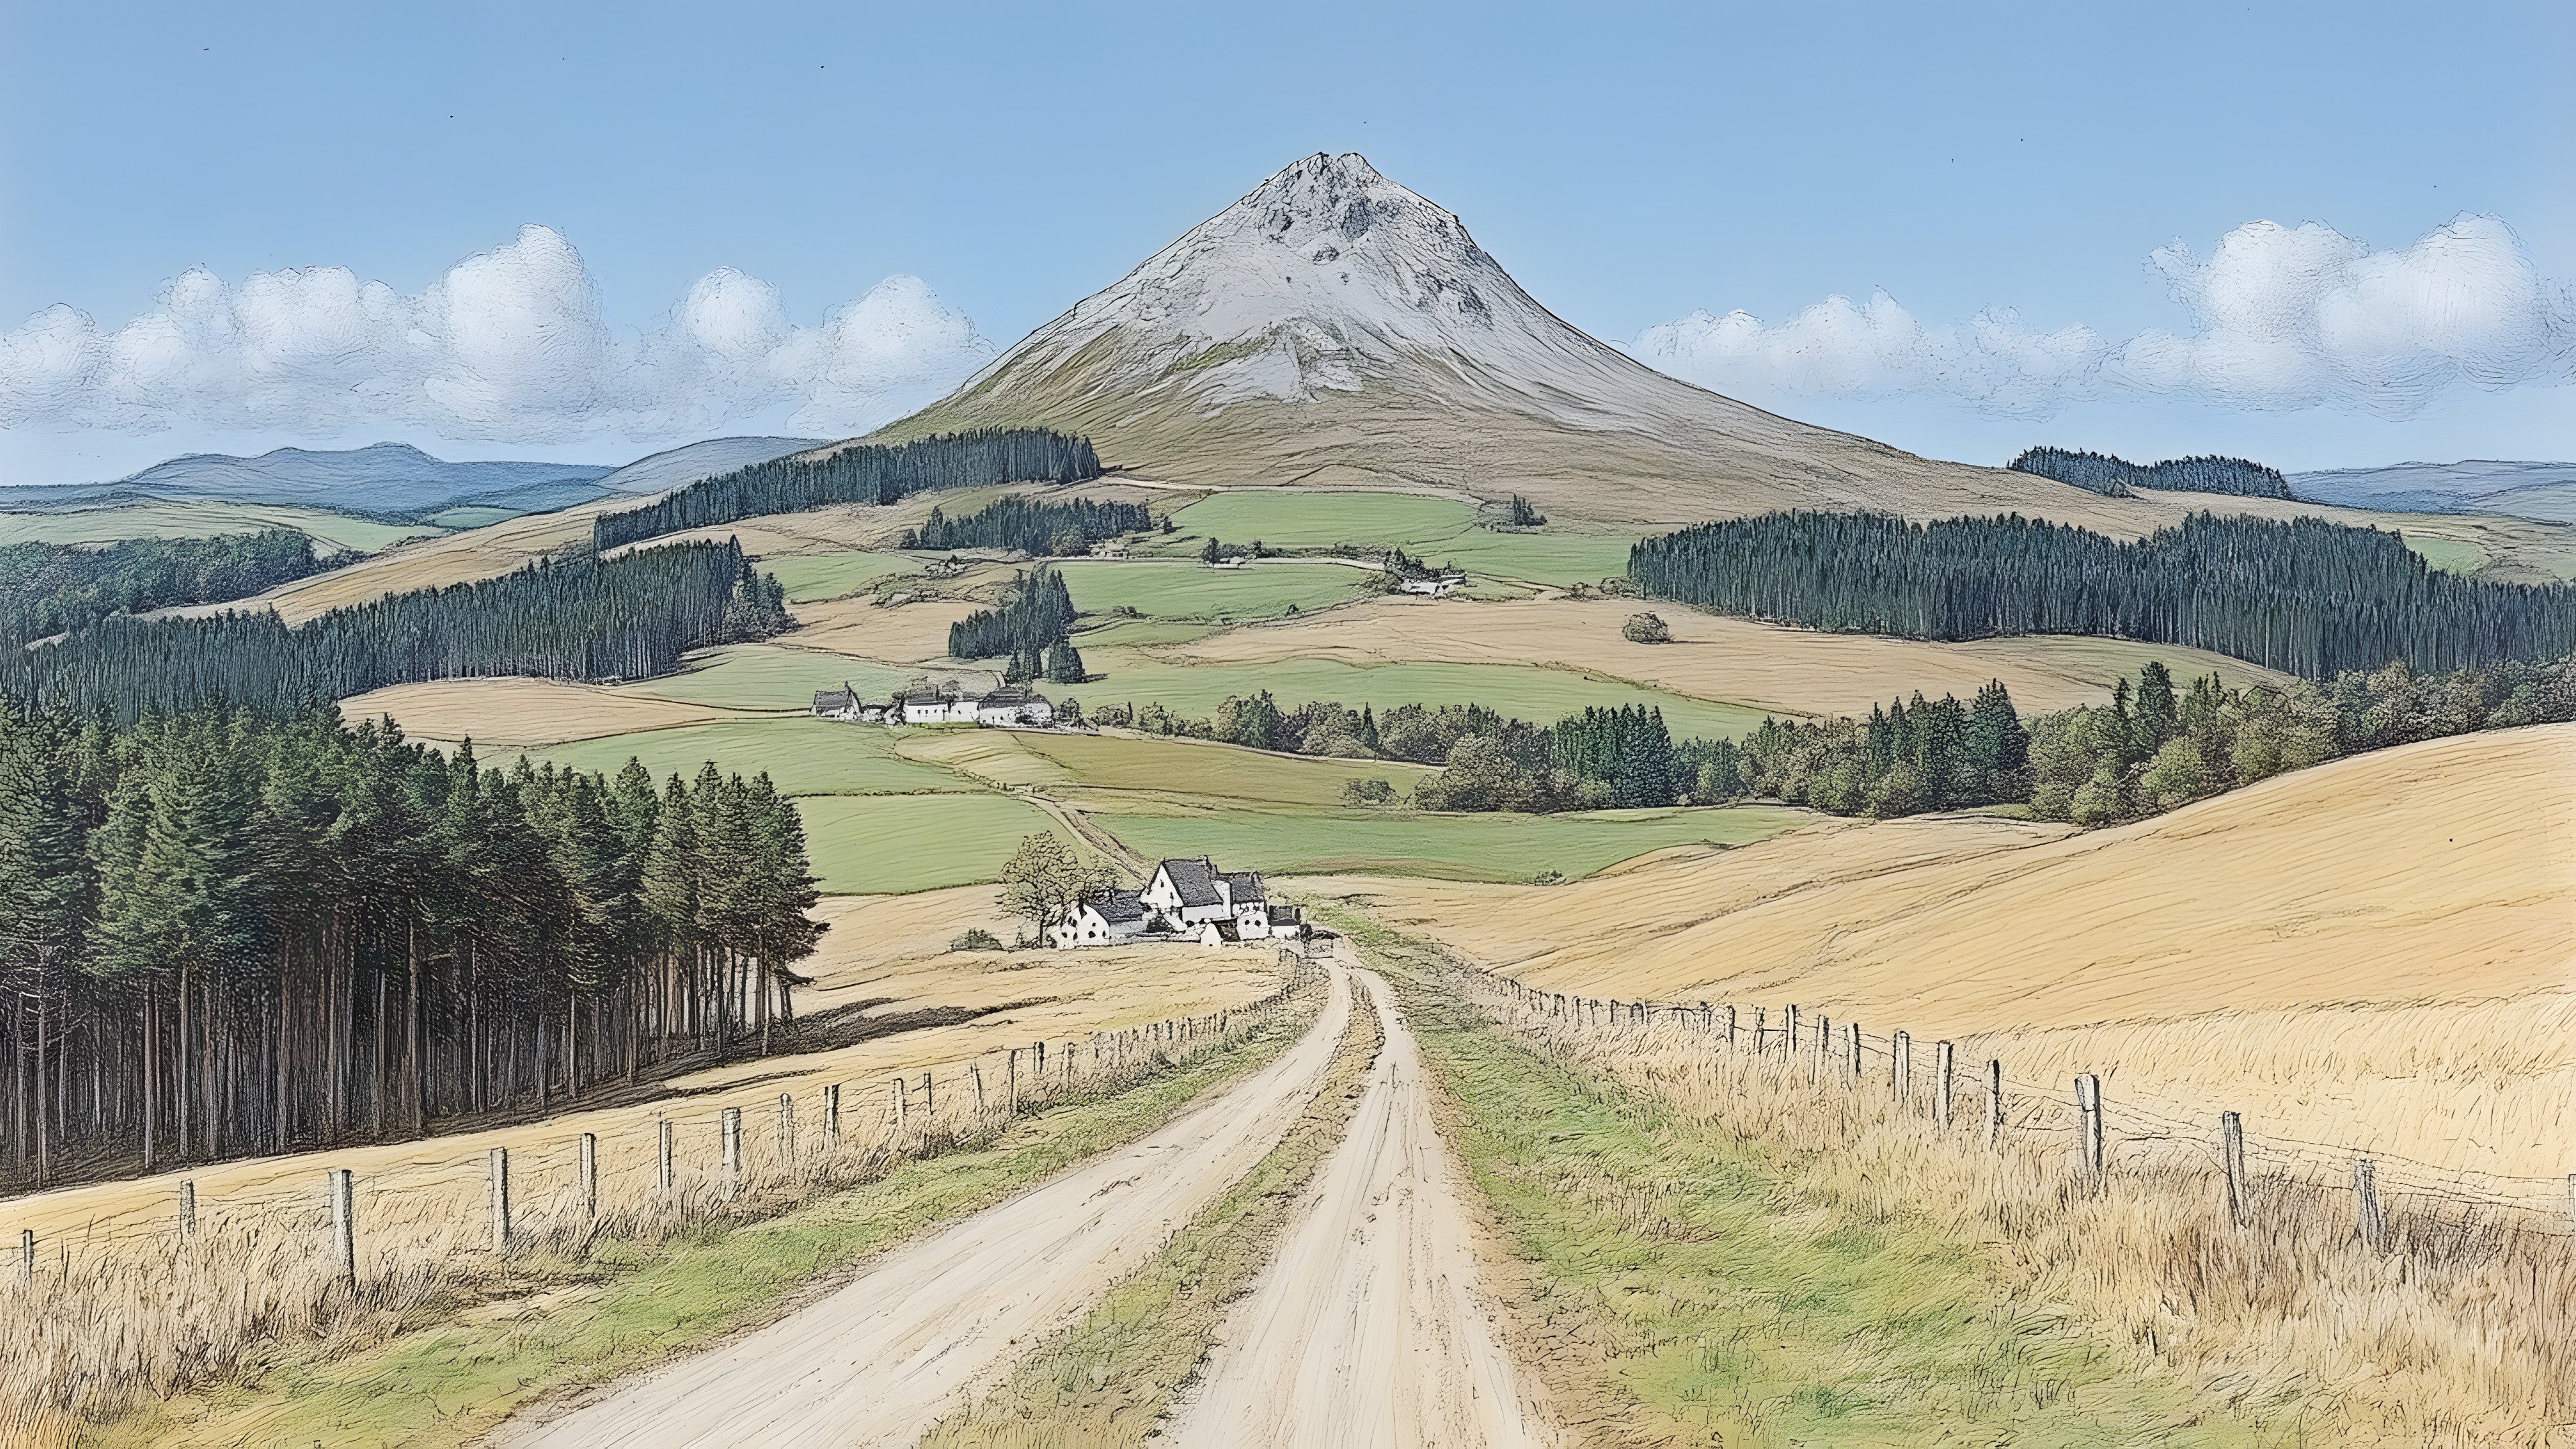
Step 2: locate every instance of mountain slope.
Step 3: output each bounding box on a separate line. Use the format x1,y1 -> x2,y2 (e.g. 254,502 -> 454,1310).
2293,460 -> 2576,524
594,436 -> 826,494
872,154 -> 2286,532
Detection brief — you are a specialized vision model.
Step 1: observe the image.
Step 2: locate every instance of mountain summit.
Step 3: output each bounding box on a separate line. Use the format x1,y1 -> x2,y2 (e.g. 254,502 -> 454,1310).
877,154 -> 2182,527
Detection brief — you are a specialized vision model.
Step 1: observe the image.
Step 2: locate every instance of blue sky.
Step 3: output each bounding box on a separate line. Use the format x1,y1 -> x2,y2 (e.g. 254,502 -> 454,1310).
2,0 -> 2568,483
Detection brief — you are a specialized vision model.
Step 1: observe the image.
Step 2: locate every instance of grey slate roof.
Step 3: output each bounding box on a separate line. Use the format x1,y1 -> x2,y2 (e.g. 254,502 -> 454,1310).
1270,903 -> 1302,925
1095,889 -> 1145,924
812,686 -> 855,713
1224,871 -> 1266,904
1158,857 -> 1222,908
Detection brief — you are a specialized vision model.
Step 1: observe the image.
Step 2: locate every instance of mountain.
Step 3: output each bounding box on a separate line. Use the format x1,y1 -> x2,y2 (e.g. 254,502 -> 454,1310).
870,153 -> 2158,528
594,436 -> 827,494
2291,460 -> 2576,525
111,443 -> 619,519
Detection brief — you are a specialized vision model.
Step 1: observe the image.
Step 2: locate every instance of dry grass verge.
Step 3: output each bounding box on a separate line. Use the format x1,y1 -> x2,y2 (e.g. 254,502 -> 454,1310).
2,963 -> 1323,1448
1366,914 -> 2573,1447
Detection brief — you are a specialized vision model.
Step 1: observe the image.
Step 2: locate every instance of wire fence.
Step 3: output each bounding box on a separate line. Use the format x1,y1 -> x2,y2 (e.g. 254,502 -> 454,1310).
0,954 -> 1328,1434
1482,975 -> 2576,1235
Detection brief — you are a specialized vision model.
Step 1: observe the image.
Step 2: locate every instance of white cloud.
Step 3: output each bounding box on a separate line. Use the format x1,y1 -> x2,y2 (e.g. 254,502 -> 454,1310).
1634,215 -> 2574,419
0,225 -> 994,443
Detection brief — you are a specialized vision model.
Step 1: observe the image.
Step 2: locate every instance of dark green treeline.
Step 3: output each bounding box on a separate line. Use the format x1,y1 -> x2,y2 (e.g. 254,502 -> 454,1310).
0,530 -> 327,650
0,705 -> 823,1189
1628,511 -> 2576,678
949,566 -> 1083,683
594,429 -> 1102,552
900,496 -> 1156,556
3,540 -> 787,724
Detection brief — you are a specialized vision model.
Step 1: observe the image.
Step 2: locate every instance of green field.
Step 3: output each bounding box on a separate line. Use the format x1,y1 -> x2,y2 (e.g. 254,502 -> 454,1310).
2404,535 -> 2489,575
1075,655 -> 1770,740
1058,559 -> 1368,621
1427,529 -> 1638,587
794,792 -> 1067,894
625,645 -> 987,710
1149,491 -> 1480,552
1088,804 -> 1807,882
763,550 -> 923,603
512,718 -> 977,798
1018,731 -> 1439,807
0,498 -> 435,553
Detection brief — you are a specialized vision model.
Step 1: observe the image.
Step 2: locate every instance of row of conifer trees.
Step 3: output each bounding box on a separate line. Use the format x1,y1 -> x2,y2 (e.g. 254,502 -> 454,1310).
0,529 -> 325,650
1627,511 -> 2576,678
593,429 -> 1102,551
1,540 -> 786,724
900,496 -> 1158,556
0,705 -> 822,1189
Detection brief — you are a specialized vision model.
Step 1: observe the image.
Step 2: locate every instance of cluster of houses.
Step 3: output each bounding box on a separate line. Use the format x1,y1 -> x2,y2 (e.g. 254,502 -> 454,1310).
1049,856 -> 1307,949
810,678 -> 1055,727
1397,572 -> 1469,596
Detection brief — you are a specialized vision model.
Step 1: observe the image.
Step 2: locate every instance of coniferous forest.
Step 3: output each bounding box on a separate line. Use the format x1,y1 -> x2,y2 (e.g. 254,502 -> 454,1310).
1628,511 -> 2576,677
593,429 -> 1102,551
949,566 -> 1085,682
2008,447 -> 2294,498
0,530 -> 325,649
0,706 -> 821,1189
3,540 -> 788,724
899,496 -> 1158,555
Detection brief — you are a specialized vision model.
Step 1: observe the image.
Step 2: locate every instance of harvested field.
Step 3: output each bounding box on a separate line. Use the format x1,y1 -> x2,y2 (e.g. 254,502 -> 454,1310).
790,595 -> 998,666
1318,724 -> 2576,1181
341,679 -> 757,747
1171,596 -> 2288,717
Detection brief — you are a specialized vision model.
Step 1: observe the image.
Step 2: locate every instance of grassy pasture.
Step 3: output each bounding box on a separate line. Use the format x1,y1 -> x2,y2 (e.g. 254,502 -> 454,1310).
510,718 -> 977,798
2402,535 -> 2489,574
795,792 -> 1071,894
1056,558 -> 1367,622
1018,731 -> 1440,807
762,549 -> 923,602
1149,490 -> 1479,551
0,498 -> 433,552
1087,804 -> 1805,883
1075,653 -> 1770,740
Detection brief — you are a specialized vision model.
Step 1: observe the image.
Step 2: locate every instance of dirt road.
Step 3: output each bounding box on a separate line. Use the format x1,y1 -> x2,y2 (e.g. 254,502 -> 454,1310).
1169,965 -> 1562,1449
492,964 -> 1356,1449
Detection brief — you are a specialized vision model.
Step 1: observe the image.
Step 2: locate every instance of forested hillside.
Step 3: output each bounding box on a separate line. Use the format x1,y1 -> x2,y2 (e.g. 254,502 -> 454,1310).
2008,447 -> 2294,499
0,531 -> 325,648
4,539 -> 788,722
594,429 -> 1100,551
0,707 -> 822,1188
900,496 -> 1158,555
1629,511 -> 2576,676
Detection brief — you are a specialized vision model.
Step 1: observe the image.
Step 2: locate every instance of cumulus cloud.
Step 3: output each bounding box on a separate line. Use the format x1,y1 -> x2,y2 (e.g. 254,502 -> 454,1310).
0,225 -> 994,443
1633,215 -> 2575,419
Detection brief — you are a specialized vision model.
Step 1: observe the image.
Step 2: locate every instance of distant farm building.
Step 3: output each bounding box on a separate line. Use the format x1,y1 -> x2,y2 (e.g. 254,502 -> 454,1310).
1047,856 -> 1306,949
1397,573 -> 1468,596
809,678 -> 1051,728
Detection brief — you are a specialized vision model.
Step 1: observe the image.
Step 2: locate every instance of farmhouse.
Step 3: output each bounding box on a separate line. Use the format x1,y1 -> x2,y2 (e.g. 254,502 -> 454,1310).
1397,572 -> 1468,596
808,684 -> 892,722
1049,855 -> 1306,948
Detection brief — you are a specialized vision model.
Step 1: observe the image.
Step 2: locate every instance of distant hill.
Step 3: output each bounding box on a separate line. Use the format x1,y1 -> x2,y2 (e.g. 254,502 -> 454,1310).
595,437 -> 827,494
2290,460 -> 2576,524
0,443 -> 617,521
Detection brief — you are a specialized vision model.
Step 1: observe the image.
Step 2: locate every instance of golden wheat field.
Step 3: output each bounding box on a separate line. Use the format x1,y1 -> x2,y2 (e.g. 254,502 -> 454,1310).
1171,594 -> 2290,716
0,888 -> 1276,1254
1313,724 -> 2576,1185
340,678 -> 765,747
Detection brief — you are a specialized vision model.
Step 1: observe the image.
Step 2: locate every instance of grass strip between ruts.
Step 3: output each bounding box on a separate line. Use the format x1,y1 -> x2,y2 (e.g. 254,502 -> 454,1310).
71,991 -> 1324,1449
917,972 -> 1383,1447
1340,913 -> 2294,1449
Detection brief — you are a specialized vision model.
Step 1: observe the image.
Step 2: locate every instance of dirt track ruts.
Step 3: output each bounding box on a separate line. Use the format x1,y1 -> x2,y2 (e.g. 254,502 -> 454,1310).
1169,965 -> 1562,1448
490,965 -> 1355,1449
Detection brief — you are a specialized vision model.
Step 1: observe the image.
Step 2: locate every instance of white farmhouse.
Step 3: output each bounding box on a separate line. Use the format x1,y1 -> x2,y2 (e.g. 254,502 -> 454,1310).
974,686 -> 1056,727
1397,573 -> 1468,596
1107,856 -> 1307,948
1046,888 -> 1147,949
811,684 -> 861,721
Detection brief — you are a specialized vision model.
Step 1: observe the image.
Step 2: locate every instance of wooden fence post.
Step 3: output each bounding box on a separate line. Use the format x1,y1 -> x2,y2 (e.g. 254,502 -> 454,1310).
2353,1158 -> 2386,1251
1785,1006 -> 1799,1059
1811,1013 -> 1827,1082
1984,1060 -> 2002,1148
973,1064 -> 987,1121
2074,1075 -> 2104,1185
657,1118 -> 675,1197
1934,1042 -> 1953,1126
921,1072 -> 935,1117
1007,1050 -> 1019,1111
488,1147 -> 512,1250
1892,1030 -> 1911,1106
177,1179 -> 196,1238
1754,1007 -> 1766,1054
823,1083 -> 841,1142
1845,1020 -> 1862,1081
777,1092 -> 796,1159
1699,1001 -> 1711,1031
2220,1112 -> 2249,1225
19,1228 -> 32,1284
1724,1005 -> 1738,1051
578,1133 -> 598,1222
328,1168 -> 356,1287
720,1107 -> 741,1199
895,1077 -> 908,1128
